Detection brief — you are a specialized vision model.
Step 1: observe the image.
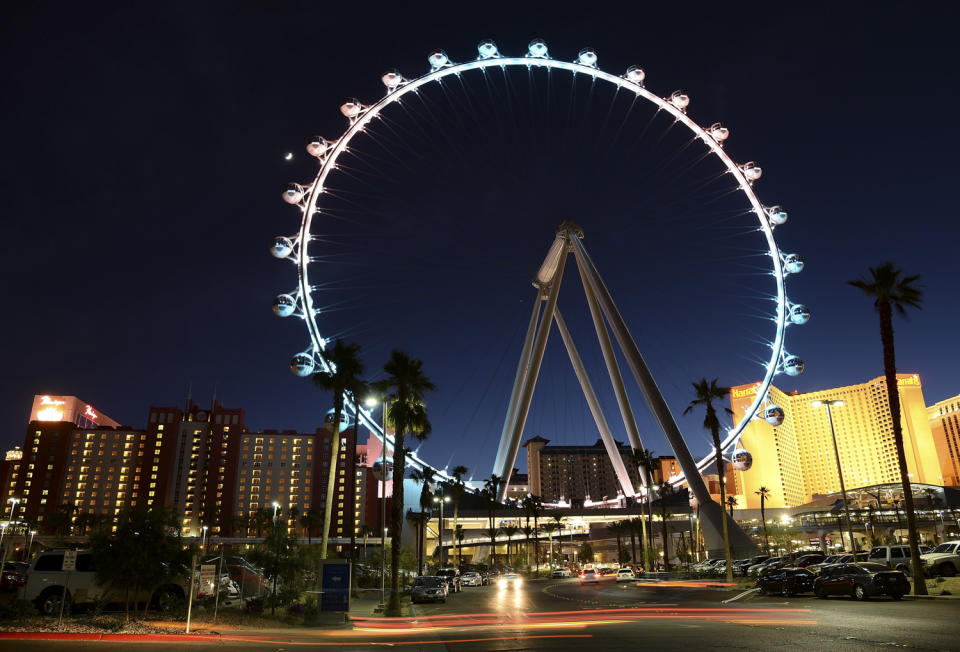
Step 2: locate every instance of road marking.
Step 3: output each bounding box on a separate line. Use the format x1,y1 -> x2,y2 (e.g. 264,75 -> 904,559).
722,588 -> 760,604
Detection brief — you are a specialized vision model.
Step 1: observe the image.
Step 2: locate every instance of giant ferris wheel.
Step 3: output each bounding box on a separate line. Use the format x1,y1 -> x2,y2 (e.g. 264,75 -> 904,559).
268,39 -> 809,507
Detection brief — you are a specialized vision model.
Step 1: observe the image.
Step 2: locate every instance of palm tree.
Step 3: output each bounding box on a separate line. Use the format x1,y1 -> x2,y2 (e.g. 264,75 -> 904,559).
501,524 -> 519,567
450,465 -> 468,566
455,524 -> 465,565
629,449 -> 655,557
359,524 -> 373,560
755,486 -> 771,555
530,495 -> 544,574
410,467 -> 436,574
628,517 -> 639,566
482,474 -> 504,566
541,522 -> 557,568
657,482 -> 673,572
608,521 -> 625,565
725,495 -> 738,520
301,507 -> 321,544
849,262 -> 926,594
684,378 -> 734,582
312,339 -> 366,559
374,350 -> 436,616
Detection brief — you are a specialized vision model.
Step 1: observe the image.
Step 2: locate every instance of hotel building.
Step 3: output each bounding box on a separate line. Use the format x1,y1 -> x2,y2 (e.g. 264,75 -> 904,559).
728,374 -> 943,509
928,393 -> 960,487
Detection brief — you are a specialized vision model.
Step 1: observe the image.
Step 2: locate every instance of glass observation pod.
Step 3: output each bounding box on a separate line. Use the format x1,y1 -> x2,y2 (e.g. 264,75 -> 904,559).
270,236 -> 293,259
783,253 -> 804,273
477,39 -> 499,59
289,354 -> 315,377
527,39 -> 549,58
669,91 -> 690,110
624,65 -> 646,84
428,50 -> 449,70
381,69 -> 403,90
731,449 -> 753,471
306,137 -> 332,158
766,206 -> 788,225
340,98 -> 364,119
764,405 -> 785,426
273,294 -> 296,317
783,355 -> 804,377
740,162 -> 762,182
790,304 -> 811,324
577,47 -> 598,67
281,183 -> 304,204
708,122 -> 729,142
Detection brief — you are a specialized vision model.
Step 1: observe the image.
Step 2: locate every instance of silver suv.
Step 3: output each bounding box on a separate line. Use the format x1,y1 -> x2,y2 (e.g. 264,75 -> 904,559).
24,549 -> 186,615
866,545 -> 931,574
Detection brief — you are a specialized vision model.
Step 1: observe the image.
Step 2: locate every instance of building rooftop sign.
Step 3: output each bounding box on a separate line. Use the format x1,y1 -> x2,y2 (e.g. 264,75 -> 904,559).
29,395 -> 120,429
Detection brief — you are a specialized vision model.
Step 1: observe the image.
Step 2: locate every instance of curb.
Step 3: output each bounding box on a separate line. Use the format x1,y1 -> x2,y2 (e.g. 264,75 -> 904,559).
0,632 -> 222,642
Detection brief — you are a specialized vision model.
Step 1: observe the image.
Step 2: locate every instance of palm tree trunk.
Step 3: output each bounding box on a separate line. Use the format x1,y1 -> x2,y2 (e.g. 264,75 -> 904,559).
714,430 -> 733,582
629,524 -> 637,564
660,509 -> 670,572
878,301 -> 927,595
320,399 -> 344,559
760,497 -> 769,556
452,501 -> 460,567
387,431 -> 405,616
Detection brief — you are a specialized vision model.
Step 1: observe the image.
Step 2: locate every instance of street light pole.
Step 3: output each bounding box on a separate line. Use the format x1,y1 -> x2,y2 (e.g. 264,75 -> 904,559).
201,525 -> 208,555
813,400 -> 857,553
433,492 -> 451,568
366,396 -> 388,609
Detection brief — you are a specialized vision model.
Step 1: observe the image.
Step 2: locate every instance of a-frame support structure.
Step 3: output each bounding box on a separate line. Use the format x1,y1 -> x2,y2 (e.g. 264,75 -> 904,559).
493,222 -> 757,558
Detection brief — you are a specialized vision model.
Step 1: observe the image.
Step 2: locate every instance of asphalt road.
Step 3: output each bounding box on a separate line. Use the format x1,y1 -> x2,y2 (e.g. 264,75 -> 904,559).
4,577 -> 957,650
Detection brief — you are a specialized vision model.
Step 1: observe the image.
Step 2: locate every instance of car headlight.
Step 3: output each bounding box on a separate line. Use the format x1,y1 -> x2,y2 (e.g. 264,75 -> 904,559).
513,578 -> 522,588
498,578 -> 507,589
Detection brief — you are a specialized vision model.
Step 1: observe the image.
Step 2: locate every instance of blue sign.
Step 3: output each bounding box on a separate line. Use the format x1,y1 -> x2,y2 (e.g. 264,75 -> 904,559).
320,562 -> 351,612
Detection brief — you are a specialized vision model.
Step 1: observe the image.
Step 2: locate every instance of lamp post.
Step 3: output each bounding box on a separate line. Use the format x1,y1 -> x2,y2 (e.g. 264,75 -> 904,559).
27,530 -> 36,559
271,501 -> 281,614
812,399 -> 857,552
433,493 -> 451,568
201,525 -> 208,555
8,497 -> 20,524
366,395 -> 388,609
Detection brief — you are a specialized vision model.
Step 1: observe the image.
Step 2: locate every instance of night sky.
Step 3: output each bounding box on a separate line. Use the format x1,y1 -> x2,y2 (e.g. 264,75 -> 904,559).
3,3 -> 957,482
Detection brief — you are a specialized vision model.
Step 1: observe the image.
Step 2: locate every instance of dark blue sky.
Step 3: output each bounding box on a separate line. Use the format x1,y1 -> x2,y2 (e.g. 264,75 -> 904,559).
2,3 -> 957,481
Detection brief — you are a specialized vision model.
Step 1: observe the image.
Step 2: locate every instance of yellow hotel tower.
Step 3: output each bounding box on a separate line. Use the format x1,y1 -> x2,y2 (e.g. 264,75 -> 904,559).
727,374 -> 942,509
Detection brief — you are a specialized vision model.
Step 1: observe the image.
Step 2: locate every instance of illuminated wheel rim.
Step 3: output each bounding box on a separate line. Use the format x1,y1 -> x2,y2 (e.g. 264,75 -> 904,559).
271,40 -> 808,485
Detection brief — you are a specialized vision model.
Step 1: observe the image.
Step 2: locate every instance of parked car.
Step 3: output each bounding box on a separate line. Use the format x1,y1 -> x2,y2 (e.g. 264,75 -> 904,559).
616,568 -> 636,582
921,541 -> 960,577
551,567 -> 572,578
756,567 -> 816,596
411,576 -> 447,603
749,557 -> 784,577
460,571 -> 483,586
867,545 -> 922,574
1,561 -> 29,591
598,567 -> 616,576
813,562 -> 910,601
735,555 -> 769,577
579,569 -> 598,584
24,549 -> 187,616
202,555 -> 266,596
436,568 -> 462,593
795,553 -> 826,568
808,552 -> 868,576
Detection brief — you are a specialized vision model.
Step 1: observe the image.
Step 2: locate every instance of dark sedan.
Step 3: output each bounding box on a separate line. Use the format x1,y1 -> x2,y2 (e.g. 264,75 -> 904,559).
813,562 -> 910,601
756,567 -> 816,597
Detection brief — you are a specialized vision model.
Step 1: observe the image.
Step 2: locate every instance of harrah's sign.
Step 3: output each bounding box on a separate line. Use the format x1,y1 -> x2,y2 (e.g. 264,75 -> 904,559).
731,383 -> 761,399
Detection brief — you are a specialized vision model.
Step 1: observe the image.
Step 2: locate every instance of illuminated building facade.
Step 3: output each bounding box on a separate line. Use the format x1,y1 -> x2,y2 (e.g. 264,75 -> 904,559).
169,400 -> 245,536
523,436 -> 643,503
928,393 -> 960,486
729,374 -> 943,509
235,430 -> 315,533
60,428 -> 149,527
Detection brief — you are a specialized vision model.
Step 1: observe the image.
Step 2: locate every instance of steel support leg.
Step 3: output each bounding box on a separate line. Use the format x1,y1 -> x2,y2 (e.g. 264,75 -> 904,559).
553,308 -> 636,499
497,250 -> 568,500
570,236 -> 756,557
493,292 -> 542,479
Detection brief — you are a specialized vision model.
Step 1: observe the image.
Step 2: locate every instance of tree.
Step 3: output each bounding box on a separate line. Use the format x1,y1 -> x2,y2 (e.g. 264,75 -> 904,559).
359,524 -> 373,560
726,495 -> 738,520
657,482 -> 673,572
303,507 -> 322,544
374,350 -> 436,616
501,524 -> 519,567
684,378 -> 734,582
849,262 -> 926,594
629,449 -> 655,557
410,467 -> 436,574
541,522 -> 557,567
455,524 -> 465,565
89,505 -> 187,621
482,474 -> 504,566
755,486 -> 771,555
529,495 -> 544,574
607,521 -> 626,565
580,542 -> 594,564
450,465 -> 468,566
312,339 -> 366,560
